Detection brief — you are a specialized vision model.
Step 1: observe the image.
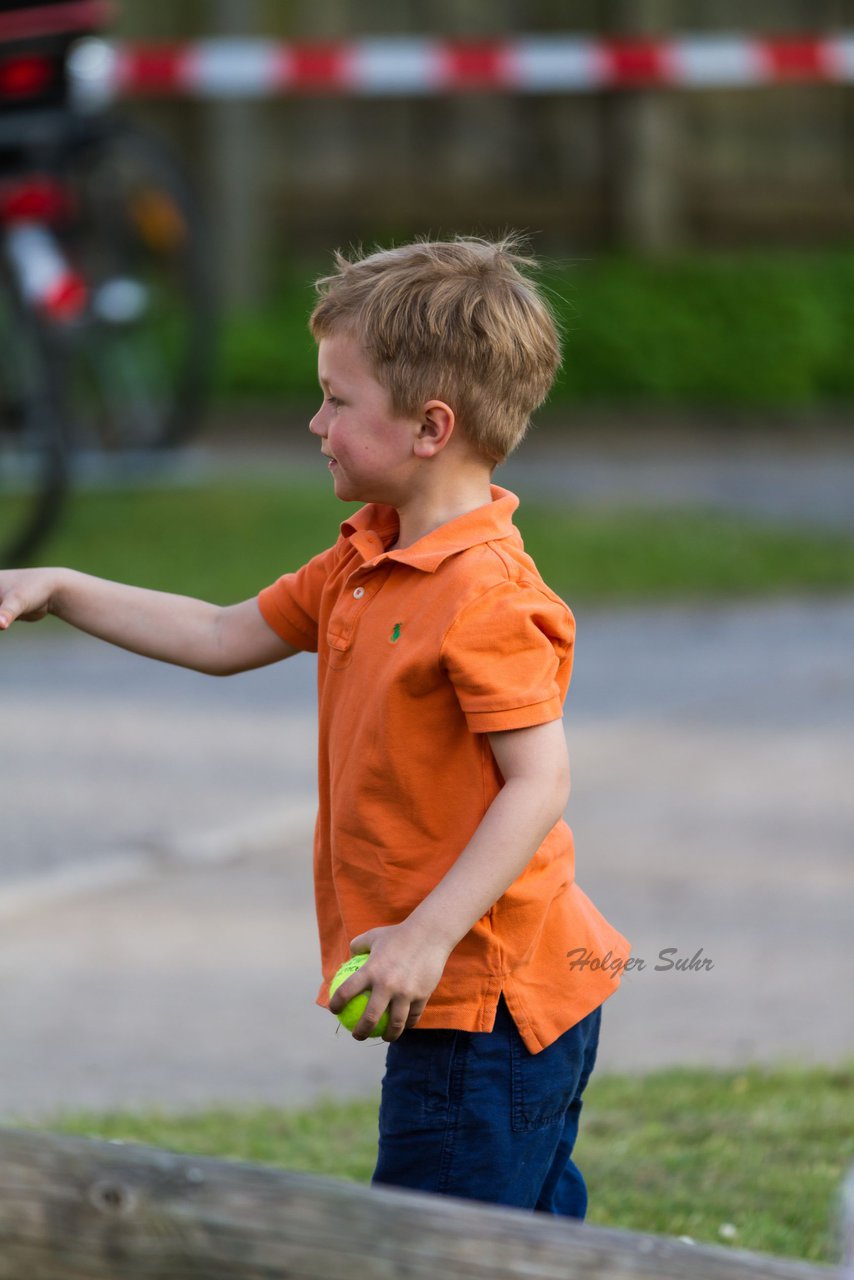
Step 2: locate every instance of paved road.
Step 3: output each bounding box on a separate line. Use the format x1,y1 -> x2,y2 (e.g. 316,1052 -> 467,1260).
502,422 -> 854,531
2,593 -> 852,1120
3,626 -> 317,885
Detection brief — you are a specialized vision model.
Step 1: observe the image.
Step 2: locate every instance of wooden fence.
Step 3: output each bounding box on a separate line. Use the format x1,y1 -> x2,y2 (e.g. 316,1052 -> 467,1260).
108,0 -> 854,306
0,1127 -> 838,1280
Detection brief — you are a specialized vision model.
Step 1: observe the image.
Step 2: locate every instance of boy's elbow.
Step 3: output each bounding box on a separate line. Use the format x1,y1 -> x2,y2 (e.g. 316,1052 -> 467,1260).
184,654 -> 238,677
206,605 -> 244,676
506,765 -> 570,820
204,642 -> 253,677
553,764 -> 571,815
539,750 -> 571,817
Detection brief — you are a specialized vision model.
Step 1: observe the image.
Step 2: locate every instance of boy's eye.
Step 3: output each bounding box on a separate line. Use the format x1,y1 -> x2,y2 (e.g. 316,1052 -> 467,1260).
325,395 -> 341,407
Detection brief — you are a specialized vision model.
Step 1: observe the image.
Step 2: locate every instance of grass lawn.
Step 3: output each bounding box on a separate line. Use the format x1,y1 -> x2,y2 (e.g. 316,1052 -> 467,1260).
40,1064 -> 854,1265
37,478 -> 854,604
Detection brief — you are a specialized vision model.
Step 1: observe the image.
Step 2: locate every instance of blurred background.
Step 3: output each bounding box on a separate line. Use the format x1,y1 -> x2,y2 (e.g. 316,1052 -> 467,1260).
0,1 -> 853,1260
132,2 -> 854,283
123,0 -> 854,413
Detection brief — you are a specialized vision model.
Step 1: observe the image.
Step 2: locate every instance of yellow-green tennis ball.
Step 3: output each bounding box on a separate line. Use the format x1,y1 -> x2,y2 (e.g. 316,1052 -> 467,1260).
329,954 -> 389,1038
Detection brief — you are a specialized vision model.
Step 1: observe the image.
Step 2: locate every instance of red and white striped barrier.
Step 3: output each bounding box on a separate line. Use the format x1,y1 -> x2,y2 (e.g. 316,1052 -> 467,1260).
66,34 -> 854,99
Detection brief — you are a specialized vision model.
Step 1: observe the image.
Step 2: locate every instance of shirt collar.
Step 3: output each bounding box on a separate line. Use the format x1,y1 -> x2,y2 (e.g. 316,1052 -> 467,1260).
340,485 -> 521,572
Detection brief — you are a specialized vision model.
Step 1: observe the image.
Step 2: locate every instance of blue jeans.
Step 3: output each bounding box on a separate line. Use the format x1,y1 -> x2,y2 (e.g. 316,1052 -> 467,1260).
372,993 -> 602,1216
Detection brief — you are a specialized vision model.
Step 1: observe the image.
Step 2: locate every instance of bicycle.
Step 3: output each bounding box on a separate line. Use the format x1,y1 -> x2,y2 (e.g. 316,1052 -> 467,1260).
0,0 -> 215,565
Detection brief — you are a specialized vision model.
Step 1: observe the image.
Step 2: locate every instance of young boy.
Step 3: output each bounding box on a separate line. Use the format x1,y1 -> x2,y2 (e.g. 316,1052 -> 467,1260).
0,235 -> 629,1217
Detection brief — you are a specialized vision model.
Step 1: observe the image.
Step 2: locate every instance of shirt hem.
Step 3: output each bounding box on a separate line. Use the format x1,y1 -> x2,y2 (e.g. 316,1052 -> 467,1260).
257,588 -> 317,652
464,695 -> 564,733
315,967 -> 625,1053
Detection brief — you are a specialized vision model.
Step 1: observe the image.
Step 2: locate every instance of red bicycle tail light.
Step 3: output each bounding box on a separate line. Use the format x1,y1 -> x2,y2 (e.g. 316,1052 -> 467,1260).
45,271 -> 88,321
0,178 -> 71,223
0,53 -> 54,98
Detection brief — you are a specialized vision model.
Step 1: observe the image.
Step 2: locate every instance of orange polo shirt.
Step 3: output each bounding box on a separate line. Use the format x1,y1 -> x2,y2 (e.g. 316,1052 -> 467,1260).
258,484 -> 630,1053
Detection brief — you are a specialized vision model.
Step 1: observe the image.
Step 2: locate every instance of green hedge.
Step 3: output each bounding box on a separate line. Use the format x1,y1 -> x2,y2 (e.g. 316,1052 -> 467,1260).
216,249 -> 854,411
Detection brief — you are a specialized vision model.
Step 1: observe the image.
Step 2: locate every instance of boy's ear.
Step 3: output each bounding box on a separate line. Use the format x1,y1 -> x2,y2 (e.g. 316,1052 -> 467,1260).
414,400 -> 455,458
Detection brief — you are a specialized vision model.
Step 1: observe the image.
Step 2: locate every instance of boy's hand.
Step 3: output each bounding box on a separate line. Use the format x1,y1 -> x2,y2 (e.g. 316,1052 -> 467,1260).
329,921 -> 451,1043
0,569 -> 298,673
0,568 -> 60,629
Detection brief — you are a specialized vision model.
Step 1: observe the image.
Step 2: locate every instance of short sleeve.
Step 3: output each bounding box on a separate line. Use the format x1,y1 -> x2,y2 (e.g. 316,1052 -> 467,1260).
257,543 -> 341,653
440,580 -> 575,733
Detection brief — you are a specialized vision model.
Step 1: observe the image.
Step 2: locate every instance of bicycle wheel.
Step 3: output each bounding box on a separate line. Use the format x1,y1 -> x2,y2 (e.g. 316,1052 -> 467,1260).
59,116 -> 215,452
0,275 -> 67,566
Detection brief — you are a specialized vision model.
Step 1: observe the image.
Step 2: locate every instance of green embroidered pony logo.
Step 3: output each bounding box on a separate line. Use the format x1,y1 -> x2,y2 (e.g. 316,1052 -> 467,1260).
390,622 -> 402,643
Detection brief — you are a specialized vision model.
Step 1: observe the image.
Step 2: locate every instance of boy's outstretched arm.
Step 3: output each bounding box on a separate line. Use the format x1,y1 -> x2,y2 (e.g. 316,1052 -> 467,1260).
330,718 -> 571,1041
0,567 -> 298,674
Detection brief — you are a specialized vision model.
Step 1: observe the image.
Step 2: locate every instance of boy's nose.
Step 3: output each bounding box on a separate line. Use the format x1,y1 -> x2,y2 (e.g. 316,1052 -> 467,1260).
309,408 -> 325,437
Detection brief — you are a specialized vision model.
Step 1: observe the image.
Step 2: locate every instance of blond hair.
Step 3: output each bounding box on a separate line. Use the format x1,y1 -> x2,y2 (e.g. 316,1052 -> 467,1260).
309,235 -> 561,465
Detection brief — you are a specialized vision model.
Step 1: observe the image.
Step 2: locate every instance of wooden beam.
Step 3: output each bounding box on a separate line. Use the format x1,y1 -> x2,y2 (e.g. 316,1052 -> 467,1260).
0,1128 -> 835,1280
206,0 -> 265,308
604,0 -> 683,253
